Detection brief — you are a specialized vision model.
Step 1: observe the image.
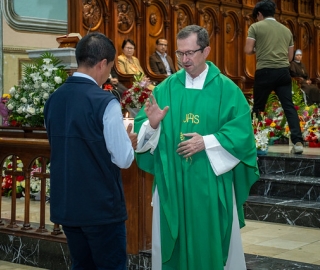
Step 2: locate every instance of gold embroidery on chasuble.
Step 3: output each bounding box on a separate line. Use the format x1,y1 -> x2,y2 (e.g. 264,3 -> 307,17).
183,113 -> 200,124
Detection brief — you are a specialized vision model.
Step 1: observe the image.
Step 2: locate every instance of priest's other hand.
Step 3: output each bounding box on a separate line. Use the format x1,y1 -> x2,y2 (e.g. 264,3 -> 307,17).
144,94 -> 169,129
127,124 -> 138,150
176,133 -> 205,158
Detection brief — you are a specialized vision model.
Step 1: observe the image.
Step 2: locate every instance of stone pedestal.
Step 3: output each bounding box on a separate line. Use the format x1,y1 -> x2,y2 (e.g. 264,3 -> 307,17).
26,48 -> 77,75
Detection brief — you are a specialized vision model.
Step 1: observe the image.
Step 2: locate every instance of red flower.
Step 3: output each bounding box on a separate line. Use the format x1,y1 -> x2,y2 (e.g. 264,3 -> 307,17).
103,84 -> 113,90
16,175 -> 24,182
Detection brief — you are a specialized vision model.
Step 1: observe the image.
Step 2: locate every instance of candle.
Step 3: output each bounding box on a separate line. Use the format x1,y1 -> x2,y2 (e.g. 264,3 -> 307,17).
123,112 -> 134,132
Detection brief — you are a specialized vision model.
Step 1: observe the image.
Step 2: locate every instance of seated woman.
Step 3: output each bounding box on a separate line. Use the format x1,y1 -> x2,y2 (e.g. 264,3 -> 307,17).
290,49 -> 320,105
117,39 -> 154,90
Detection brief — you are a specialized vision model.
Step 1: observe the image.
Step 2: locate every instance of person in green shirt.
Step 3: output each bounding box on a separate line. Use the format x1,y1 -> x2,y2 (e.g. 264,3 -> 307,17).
135,25 -> 259,270
244,0 -> 304,154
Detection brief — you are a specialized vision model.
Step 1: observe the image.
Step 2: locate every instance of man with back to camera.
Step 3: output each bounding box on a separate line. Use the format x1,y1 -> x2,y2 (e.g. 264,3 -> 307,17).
44,32 -> 137,270
149,38 -> 176,76
244,0 -> 304,154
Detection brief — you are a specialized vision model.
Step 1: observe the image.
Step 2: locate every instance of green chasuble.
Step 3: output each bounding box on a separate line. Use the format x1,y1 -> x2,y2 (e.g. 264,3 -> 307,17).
135,62 -> 260,270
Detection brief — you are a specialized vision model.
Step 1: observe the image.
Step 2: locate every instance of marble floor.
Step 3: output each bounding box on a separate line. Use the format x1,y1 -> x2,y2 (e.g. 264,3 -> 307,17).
1,144 -> 320,269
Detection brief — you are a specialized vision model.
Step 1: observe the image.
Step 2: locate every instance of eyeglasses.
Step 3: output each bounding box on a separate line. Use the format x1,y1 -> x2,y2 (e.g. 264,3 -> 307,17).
175,48 -> 204,59
124,47 -> 135,50
158,43 -> 168,47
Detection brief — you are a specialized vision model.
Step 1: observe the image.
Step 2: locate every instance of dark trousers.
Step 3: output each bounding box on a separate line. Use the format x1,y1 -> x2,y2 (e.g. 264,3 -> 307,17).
63,222 -> 127,270
252,67 -> 303,144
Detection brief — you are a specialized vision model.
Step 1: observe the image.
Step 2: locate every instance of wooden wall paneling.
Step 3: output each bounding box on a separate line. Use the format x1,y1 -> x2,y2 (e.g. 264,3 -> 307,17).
242,0 -> 258,9
242,8 -> 255,91
297,0 -> 314,17
172,2 -> 195,48
315,21 -> 320,78
68,0 -> 83,35
298,19 -> 314,76
278,0 -> 297,15
143,0 -> 171,82
315,0 -> 320,19
220,6 -> 243,84
197,4 -> 220,66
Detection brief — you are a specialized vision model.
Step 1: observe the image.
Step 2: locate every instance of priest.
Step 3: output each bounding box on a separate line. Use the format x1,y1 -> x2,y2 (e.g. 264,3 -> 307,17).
134,25 -> 259,270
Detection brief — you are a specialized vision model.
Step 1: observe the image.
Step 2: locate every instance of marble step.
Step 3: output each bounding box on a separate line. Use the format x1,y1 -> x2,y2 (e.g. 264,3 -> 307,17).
251,174 -> 320,201
258,153 -> 320,177
137,251 -> 320,270
244,195 -> 320,228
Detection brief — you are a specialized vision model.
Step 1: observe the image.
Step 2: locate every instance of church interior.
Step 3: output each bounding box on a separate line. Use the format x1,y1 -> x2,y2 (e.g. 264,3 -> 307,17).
1,0 -> 320,269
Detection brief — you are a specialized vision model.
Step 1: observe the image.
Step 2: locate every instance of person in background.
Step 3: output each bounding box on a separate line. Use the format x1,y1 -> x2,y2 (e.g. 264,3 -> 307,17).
44,32 -> 137,270
134,25 -> 259,270
289,49 -> 320,106
149,38 -> 176,76
103,67 -> 127,101
244,0 -> 304,154
118,39 -> 154,89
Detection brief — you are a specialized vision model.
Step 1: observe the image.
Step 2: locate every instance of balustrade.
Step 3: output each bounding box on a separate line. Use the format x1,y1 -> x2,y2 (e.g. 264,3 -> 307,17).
0,128 -> 152,253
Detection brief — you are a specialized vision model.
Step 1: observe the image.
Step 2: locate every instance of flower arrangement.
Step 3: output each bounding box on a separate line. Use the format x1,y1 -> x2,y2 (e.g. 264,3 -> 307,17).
302,107 -> 320,143
252,112 -> 271,151
5,52 -> 68,127
121,72 -> 152,109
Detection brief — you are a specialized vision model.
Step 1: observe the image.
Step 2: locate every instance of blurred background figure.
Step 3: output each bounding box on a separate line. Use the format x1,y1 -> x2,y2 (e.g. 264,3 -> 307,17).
118,39 -> 154,89
290,49 -> 320,106
149,38 -> 176,76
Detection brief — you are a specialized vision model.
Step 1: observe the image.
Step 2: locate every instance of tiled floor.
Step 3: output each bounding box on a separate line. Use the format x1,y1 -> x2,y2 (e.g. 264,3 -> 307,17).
1,144 -> 320,269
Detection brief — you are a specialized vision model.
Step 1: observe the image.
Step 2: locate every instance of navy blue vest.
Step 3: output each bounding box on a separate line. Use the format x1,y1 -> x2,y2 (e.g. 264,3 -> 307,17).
44,76 -> 127,226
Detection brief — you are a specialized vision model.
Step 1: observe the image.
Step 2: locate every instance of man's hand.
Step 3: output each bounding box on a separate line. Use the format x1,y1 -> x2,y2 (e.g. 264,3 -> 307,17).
126,124 -> 137,150
110,78 -> 119,84
176,133 -> 205,158
144,94 -> 169,129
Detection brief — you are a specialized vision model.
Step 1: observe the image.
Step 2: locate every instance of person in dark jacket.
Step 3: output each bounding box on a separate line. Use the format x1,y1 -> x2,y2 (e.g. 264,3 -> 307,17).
290,49 -> 320,105
149,38 -> 176,76
44,32 -> 137,270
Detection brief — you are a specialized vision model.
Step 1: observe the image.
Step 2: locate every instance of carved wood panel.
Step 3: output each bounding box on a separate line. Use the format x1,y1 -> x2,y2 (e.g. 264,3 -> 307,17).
198,5 -> 220,65
66,0 -> 320,95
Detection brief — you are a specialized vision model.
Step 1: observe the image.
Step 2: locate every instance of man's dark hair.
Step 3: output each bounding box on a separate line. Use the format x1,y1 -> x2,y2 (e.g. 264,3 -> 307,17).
75,32 -> 116,68
121,39 -> 135,49
252,0 -> 276,20
156,38 -> 166,45
177,25 -> 209,49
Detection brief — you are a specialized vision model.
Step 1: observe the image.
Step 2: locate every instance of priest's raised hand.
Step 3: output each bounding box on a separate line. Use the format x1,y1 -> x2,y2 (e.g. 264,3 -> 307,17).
144,94 -> 169,129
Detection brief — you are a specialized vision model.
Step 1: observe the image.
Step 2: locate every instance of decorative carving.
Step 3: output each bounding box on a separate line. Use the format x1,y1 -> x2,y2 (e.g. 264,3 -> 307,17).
150,13 -> 157,26
177,10 -> 188,32
202,12 -> 213,36
301,27 -> 309,49
226,23 -> 231,34
117,2 -> 134,32
83,0 -> 101,29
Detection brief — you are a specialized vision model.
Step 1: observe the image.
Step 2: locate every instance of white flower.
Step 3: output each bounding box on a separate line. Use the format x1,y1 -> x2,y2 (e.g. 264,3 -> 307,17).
17,107 -> 23,114
54,76 -> 62,84
15,94 -> 20,99
41,82 -> 49,89
7,104 -> 14,110
21,97 -> 27,103
27,106 -> 36,115
43,93 -> 49,99
33,97 -> 40,104
9,87 -> 15,94
43,71 -> 52,77
42,58 -> 52,65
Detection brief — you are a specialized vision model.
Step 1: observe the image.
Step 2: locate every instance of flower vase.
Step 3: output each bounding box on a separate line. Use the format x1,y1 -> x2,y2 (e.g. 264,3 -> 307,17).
257,148 -> 268,155
127,108 -> 140,118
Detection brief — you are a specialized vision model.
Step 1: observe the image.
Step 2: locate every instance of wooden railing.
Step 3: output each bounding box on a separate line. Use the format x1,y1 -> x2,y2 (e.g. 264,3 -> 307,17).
0,128 -> 153,253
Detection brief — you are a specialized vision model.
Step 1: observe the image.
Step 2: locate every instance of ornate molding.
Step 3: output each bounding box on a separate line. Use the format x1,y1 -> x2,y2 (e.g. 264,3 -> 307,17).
1,0 -> 67,34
